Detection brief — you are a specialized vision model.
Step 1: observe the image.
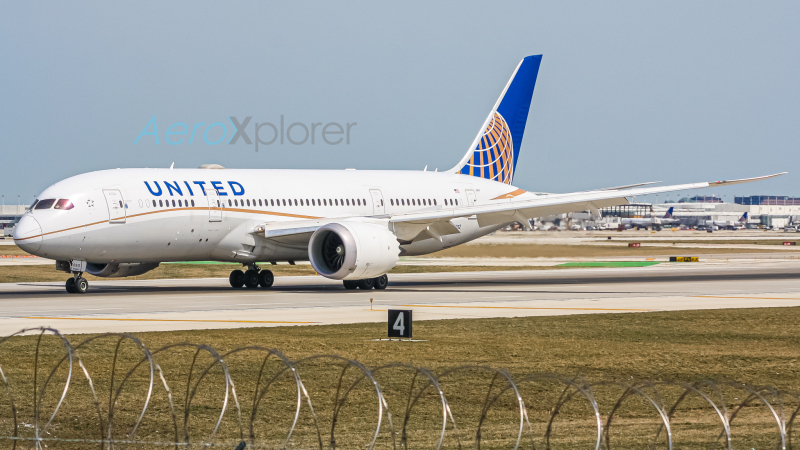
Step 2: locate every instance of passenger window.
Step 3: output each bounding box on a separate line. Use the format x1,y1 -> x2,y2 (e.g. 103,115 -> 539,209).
191,200 -> 195,207
34,199 -> 55,209
54,199 -> 74,210
433,199 -> 437,206
178,200 -> 182,207
390,199 -> 394,206
258,199 -> 262,207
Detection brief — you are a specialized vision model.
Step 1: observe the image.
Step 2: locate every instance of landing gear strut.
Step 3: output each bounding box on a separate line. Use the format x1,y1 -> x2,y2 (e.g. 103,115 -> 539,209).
65,273 -> 88,294
342,274 -> 389,290
229,265 -> 274,289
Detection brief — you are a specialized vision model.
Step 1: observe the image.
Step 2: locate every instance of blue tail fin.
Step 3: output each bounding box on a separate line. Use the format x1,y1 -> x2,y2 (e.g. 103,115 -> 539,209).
740,212 -> 748,222
451,55 -> 542,184
663,207 -> 674,218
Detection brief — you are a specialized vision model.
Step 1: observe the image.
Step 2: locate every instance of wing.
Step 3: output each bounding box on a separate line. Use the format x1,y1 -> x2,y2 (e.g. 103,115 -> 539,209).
248,172 -> 785,243
388,172 -> 786,239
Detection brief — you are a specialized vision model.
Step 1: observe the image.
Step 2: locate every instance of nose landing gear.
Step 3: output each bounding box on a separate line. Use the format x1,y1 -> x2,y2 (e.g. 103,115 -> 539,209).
229,265 -> 274,289
65,273 -> 88,294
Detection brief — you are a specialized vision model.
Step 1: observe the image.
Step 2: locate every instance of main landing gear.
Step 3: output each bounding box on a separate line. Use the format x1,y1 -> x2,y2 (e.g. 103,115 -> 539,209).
229,264 -> 274,289
343,274 -> 388,290
65,273 -> 89,294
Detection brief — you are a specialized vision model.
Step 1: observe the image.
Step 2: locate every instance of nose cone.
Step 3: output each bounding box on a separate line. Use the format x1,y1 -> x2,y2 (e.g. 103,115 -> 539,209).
14,215 -> 43,254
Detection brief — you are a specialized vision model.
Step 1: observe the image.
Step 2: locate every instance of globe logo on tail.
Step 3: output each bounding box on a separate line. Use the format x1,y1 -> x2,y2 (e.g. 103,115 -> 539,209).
459,112 -> 515,184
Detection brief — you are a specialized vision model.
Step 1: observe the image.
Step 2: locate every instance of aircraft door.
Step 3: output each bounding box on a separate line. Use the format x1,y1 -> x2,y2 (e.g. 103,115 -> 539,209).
206,188 -> 222,222
465,189 -> 477,206
102,189 -> 126,223
369,189 -> 385,215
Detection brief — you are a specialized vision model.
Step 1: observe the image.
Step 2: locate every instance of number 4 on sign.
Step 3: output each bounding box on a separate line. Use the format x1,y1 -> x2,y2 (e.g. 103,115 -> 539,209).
388,310 -> 412,339
393,314 -> 405,336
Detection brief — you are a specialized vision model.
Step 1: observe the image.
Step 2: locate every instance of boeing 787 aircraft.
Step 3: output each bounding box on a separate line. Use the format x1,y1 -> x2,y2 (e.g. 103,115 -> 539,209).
13,55 -> 784,293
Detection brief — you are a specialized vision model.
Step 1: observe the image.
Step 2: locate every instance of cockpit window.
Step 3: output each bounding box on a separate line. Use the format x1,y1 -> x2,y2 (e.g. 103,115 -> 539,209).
54,199 -> 74,210
34,199 -> 56,210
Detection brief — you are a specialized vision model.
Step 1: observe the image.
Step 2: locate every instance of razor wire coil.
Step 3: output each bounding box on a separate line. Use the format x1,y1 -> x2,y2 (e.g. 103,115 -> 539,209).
0,327 -> 795,450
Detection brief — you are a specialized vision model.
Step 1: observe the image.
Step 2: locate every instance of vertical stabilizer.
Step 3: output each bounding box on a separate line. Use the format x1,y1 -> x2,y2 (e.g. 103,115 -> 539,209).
450,55 -> 542,184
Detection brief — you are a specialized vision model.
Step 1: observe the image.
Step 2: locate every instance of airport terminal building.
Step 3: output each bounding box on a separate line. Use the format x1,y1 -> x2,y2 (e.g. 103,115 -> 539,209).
535,195 -> 800,230
0,205 -> 26,237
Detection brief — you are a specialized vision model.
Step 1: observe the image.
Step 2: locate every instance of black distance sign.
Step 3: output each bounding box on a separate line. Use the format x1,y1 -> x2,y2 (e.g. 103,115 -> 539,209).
388,309 -> 412,338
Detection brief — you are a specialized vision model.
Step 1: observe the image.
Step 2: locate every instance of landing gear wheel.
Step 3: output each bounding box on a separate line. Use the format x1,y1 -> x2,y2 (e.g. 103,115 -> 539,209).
343,280 -> 358,290
75,277 -> 89,294
258,270 -> 274,288
357,278 -> 375,290
374,274 -> 388,290
65,278 -> 76,294
229,270 -> 245,288
244,269 -> 260,288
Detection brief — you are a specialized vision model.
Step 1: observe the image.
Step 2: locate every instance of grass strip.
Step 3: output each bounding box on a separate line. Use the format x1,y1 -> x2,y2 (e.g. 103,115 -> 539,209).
558,261 -> 661,267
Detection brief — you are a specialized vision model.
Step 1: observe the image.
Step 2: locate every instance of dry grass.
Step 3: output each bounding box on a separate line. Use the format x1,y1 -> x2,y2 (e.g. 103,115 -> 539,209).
429,243 -> 789,258
619,239 -> 800,245
0,308 -> 798,448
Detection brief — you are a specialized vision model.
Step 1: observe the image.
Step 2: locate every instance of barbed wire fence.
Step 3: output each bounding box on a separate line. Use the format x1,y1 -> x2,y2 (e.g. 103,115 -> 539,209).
0,327 -> 795,449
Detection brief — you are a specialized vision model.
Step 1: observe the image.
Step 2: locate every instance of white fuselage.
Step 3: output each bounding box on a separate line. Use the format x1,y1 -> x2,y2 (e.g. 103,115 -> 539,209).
14,168 -> 523,264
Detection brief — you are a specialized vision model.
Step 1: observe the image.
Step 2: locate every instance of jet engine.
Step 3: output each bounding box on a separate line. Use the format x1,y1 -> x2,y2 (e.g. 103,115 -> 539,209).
85,262 -> 160,278
308,222 -> 399,280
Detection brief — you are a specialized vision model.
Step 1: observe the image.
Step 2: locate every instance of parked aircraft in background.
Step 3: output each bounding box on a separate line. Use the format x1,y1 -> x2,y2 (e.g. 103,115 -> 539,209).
621,207 -> 677,230
13,55 -> 785,293
700,212 -> 748,230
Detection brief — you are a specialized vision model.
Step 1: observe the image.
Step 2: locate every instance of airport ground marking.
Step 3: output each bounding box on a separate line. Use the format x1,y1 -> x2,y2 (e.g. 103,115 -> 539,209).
400,304 -> 652,312
22,317 -> 316,324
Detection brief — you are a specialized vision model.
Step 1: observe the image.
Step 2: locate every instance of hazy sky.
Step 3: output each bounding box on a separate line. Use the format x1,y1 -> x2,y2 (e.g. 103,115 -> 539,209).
1,2 -> 798,205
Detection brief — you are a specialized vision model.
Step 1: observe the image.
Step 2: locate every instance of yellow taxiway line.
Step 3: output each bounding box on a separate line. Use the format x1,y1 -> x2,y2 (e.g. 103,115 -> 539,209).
22,317 -> 316,324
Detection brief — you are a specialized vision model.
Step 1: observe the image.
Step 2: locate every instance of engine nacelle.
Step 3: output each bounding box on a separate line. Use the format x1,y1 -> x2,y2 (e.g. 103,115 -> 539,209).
308,221 -> 399,280
85,262 -> 160,278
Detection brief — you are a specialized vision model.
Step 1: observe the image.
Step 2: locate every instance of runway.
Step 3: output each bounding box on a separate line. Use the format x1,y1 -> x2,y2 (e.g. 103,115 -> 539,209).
1,259 -> 800,334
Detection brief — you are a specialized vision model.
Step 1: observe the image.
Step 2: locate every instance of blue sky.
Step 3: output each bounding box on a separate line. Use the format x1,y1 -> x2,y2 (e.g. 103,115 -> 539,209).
1,1 -> 797,204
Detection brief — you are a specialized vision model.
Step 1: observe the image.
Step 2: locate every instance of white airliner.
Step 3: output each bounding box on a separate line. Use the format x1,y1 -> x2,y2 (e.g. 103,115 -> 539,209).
13,55 -> 785,293
621,207 -> 677,230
